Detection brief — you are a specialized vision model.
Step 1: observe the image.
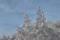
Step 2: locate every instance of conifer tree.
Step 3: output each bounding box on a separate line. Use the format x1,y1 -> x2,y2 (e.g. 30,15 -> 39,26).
36,6 -> 46,28
22,13 -> 31,31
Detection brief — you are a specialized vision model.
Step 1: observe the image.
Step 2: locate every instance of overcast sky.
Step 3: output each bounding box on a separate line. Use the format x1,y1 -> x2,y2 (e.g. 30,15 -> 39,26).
0,0 -> 60,36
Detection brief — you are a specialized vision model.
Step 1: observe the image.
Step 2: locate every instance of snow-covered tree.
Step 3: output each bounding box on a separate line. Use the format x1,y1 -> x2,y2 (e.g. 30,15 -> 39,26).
23,13 -> 31,27
34,6 -> 46,32
37,7 -> 45,22
22,13 -> 32,32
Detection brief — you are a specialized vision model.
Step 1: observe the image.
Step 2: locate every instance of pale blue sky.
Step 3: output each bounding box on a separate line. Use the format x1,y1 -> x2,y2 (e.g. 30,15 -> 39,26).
0,0 -> 60,36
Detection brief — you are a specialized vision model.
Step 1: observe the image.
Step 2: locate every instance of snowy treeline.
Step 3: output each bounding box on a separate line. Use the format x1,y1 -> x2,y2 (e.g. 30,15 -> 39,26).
0,6 -> 60,40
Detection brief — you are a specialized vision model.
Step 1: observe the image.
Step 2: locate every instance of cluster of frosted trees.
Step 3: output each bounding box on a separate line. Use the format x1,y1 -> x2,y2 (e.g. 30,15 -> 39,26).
1,6 -> 60,40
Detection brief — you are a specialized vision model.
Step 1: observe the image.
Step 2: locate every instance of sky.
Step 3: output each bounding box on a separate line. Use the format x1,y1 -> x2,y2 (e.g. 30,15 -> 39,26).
0,0 -> 60,36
